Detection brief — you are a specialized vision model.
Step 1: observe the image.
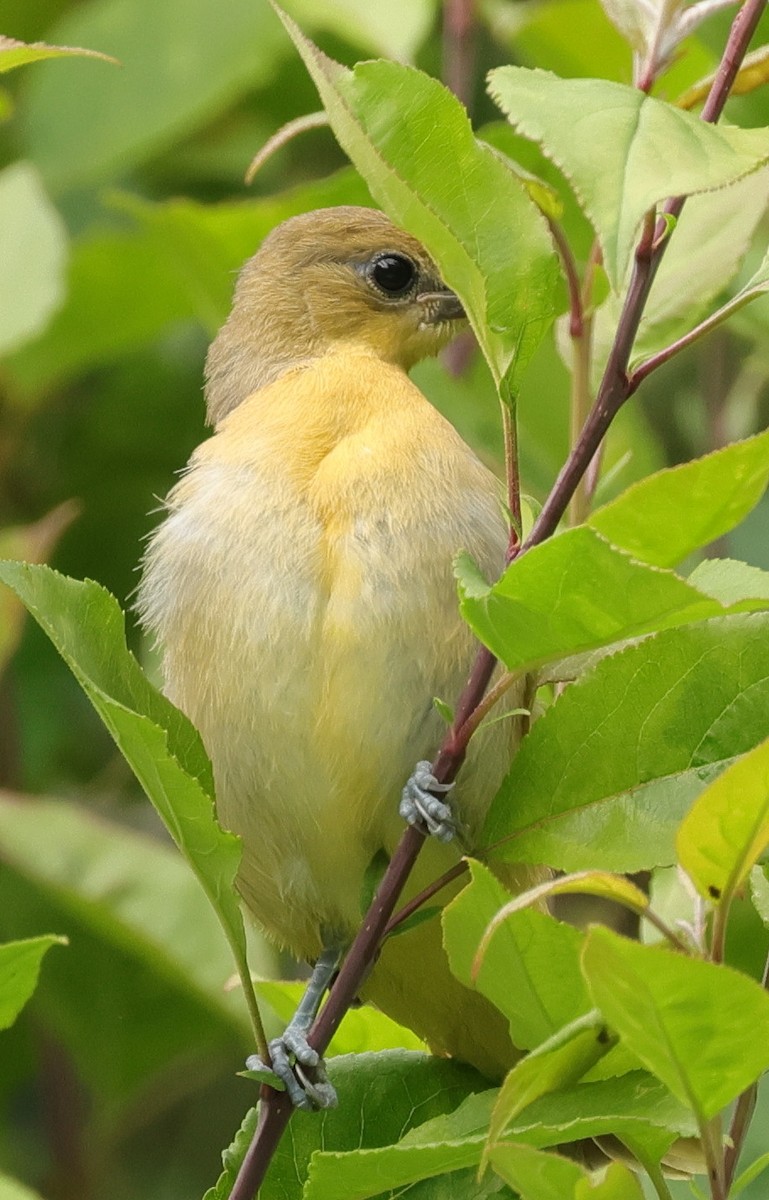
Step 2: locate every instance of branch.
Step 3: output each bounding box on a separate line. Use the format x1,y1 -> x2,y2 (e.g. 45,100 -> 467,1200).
442,0 -> 476,111
723,938 -> 769,1189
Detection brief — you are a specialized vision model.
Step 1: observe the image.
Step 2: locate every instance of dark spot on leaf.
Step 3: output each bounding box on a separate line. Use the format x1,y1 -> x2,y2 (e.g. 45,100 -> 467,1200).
708,884 -> 721,899
597,1026 -> 610,1044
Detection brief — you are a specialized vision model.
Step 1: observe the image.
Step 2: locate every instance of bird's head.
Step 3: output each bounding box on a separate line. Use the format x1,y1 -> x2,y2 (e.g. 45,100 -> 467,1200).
205,206 -> 465,424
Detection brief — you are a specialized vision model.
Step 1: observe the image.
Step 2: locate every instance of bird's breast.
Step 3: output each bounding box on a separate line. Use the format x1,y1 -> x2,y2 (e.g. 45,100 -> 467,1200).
138,355 -> 508,953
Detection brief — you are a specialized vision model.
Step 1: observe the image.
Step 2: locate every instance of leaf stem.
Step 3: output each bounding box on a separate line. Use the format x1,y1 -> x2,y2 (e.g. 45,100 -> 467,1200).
628,286 -> 764,391
244,111 -> 329,184
724,1083 -> 758,1191
636,1152 -> 676,1200
641,906 -> 695,954
709,899 -> 731,965
385,859 -> 469,936
456,670 -> 522,745
235,953 -> 270,1060
702,1114 -> 727,1200
548,217 -> 584,339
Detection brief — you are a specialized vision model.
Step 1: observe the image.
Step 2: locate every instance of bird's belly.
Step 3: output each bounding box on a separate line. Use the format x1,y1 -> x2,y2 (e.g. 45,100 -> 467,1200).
150,491 -> 480,957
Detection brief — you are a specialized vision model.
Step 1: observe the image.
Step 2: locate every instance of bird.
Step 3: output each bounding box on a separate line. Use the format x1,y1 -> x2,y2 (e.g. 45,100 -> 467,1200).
136,205 -> 536,1104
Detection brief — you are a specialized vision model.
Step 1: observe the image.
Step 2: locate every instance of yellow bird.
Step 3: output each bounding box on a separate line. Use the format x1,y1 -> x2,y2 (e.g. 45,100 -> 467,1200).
137,206 -> 533,1105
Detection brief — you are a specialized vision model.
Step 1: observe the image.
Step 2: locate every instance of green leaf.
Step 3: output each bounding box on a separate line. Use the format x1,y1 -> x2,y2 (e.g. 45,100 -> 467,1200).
278,9 -> 558,392
477,125 -> 565,221
0,33 -> 116,72
286,0 -> 436,61
588,430 -> 769,568
732,1148 -> 769,1198
677,737 -> 769,906
504,0 -> 635,84
505,1069 -> 696,1157
487,67 -> 769,289
458,526 -> 749,676
305,1135 -> 485,1200
688,559 -> 769,606
489,1142 -> 644,1200
582,926 -> 769,1121
677,43 -> 769,109
487,1012 -> 617,1152
0,1173 -> 47,1200
484,613 -> 769,873
0,163 -> 67,355
302,1086 -> 508,1200
0,563 -> 258,1039
433,696 -> 454,725
22,0 -> 287,191
474,874 -> 651,980
443,861 -> 591,1051
398,1087 -> 497,1145
255,1052 -> 486,1200
0,934 -> 65,1031
489,1143 -> 584,1200
597,0 -> 653,55
591,168 -> 769,369
750,865 -> 769,927
494,871 -> 650,917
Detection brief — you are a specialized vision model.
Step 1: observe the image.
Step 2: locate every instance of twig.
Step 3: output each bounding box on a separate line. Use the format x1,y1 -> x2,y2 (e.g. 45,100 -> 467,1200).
724,1084 -> 758,1191
548,217 -> 584,339
244,112 -> 329,184
455,670 -> 523,745
702,1114 -> 727,1200
628,291 -> 753,392
385,859 -> 469,936
442,0 -> 476,110
723,941 -> 769,1189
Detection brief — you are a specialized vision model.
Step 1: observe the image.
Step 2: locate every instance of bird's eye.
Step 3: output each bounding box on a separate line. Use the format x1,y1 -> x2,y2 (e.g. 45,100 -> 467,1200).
368,253 -> 417,298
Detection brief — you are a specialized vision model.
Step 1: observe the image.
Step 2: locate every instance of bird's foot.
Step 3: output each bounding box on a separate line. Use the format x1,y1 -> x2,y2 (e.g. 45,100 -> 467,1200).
400,760 -> 455,842
246,1029 -> 337,1111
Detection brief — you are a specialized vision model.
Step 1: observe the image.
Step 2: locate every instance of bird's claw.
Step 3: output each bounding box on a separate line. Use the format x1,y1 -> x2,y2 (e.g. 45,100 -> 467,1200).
400,760 -> 455,842
246,1031 -> 338,1111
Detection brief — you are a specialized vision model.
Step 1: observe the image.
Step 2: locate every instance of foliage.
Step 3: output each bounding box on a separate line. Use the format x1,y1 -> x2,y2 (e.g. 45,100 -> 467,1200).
1,2 -> 769,1200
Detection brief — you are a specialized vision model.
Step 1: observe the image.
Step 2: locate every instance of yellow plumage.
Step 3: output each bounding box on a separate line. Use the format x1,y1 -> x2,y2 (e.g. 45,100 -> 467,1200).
138,206 -> 533,1079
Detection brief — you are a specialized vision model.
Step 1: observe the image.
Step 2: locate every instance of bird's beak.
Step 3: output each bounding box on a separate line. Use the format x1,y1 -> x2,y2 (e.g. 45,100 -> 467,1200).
417,289 -> 465,324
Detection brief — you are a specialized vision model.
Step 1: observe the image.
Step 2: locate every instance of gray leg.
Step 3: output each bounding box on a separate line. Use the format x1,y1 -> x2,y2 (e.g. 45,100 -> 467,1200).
400,760 -> 455,842
246,944 -> 341,1110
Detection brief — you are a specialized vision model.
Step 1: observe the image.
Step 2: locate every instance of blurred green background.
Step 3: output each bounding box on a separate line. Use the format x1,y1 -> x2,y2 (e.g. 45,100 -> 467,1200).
0,2 -> 768,1197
